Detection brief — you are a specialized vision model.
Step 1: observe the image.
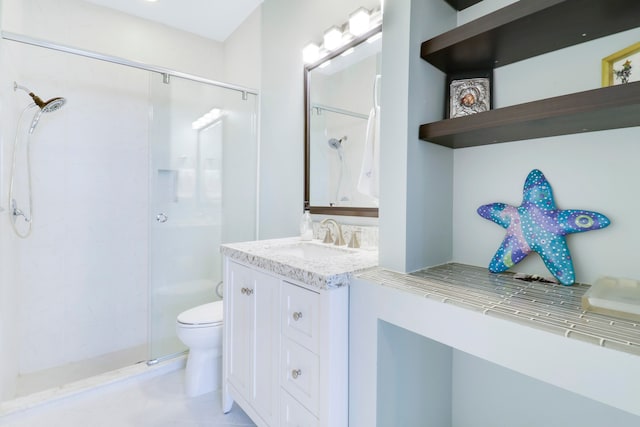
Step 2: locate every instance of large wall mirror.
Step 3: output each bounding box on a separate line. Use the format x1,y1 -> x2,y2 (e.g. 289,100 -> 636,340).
304,25 -> 382,217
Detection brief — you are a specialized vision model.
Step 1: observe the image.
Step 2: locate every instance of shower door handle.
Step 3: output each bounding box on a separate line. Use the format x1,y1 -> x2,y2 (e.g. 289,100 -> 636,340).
156,213 -> 168,223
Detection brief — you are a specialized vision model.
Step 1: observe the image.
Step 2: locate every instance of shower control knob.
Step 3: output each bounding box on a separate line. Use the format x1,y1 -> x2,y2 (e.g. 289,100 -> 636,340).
156,213 -> 168,223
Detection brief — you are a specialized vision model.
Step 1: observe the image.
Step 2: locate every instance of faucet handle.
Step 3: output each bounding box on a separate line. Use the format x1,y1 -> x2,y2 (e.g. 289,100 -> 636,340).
322,228 -> 334,244
348,231 -> 360,248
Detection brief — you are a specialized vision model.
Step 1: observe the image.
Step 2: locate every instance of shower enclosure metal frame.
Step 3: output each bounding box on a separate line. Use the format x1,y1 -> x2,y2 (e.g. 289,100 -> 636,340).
1,29 -> 261,244
1,30 -> 261,368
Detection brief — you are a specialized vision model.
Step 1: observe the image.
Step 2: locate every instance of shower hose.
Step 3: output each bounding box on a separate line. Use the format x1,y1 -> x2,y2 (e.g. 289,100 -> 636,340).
8,103 -> 39,238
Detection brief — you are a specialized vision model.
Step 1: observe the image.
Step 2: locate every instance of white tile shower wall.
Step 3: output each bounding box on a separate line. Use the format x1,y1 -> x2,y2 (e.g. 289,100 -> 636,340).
4,42 -> 150,373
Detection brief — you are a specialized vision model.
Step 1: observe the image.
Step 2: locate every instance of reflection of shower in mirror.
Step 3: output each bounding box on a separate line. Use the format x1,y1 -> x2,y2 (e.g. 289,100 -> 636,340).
328,136 -> 351,204
328,136 -> 346,157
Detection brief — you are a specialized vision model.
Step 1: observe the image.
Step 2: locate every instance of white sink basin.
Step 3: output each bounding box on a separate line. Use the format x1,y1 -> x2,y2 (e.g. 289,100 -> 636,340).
270,242 -> 354,260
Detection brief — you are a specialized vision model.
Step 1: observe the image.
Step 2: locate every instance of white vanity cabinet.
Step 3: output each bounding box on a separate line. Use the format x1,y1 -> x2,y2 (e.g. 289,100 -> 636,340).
223,260 -> 280,427
222,256 -> 350,427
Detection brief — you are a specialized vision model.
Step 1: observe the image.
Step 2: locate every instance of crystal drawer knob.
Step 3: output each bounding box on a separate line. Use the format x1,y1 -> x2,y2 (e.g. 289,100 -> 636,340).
292,311 -> 303,321
241,287 -> 254,295
291,369 -> 302,379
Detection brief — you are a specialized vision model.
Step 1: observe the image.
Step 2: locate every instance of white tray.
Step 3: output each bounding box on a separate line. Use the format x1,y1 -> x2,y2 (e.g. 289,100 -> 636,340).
582,276 -> 640,322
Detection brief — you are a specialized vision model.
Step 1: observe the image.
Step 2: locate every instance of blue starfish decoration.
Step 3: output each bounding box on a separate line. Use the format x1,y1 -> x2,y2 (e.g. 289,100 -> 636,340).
477,169 -> 610,286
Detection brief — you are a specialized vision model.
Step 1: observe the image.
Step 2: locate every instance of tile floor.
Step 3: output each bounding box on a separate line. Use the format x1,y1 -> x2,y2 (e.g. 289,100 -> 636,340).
0,369 -> 256,427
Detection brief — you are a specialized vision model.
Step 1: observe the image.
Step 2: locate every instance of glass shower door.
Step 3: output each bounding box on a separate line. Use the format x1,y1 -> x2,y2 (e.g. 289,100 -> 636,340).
148,73 -> 258,360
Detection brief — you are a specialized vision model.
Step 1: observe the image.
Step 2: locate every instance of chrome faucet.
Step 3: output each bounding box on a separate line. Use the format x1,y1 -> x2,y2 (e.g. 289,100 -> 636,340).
320,218 -> 346,246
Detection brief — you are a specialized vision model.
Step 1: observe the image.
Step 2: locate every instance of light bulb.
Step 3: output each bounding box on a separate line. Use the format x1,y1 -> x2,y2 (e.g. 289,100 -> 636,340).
349,8 -> 370,36
303,43 -> 320,64
323,26 -> 343,51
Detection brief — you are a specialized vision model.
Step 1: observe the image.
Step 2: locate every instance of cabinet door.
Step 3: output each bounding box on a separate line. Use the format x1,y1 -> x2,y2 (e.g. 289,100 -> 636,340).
253,269 -> 280,426
226,261 -> 255,398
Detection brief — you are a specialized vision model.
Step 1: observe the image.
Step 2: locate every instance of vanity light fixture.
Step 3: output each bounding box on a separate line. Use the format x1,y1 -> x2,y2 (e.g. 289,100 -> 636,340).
302,3 -> 383,65
349,7 -> 370,36
323,26 -> 343,51
303,42 -> 321,64
192,108 -> 222,130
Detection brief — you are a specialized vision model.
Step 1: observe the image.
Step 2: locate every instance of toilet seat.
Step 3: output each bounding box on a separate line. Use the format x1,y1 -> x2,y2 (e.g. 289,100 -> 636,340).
177,301 -> 223,327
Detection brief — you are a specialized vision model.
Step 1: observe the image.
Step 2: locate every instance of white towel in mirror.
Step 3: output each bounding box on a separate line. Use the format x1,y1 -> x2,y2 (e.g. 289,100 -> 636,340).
357,106 -> 380,200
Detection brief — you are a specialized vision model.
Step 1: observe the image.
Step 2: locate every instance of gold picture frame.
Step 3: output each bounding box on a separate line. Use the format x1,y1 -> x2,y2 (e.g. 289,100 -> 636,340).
602,41 -> 640,86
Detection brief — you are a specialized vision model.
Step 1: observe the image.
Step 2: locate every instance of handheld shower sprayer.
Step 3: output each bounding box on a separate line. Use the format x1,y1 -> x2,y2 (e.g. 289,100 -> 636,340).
9,82 -> 68,238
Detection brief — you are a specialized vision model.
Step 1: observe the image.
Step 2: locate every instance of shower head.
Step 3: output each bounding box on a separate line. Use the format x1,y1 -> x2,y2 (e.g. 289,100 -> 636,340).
39,97 -> 66,113
14,82 -> 66,113
328,136 -> 347,150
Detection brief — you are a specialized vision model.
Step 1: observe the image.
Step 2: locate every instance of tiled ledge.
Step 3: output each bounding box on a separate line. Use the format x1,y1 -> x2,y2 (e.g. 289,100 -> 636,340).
358,263 -> 640,357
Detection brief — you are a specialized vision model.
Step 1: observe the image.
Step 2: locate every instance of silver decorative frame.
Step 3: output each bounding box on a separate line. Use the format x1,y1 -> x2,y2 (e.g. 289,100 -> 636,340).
449,78 -> 490,118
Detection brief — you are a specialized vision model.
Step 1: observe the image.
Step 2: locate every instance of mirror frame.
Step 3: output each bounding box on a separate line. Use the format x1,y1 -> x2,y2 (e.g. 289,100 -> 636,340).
304,24 -> 382,218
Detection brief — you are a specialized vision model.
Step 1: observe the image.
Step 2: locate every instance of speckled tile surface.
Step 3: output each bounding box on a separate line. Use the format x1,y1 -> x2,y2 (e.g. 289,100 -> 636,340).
221,237 -> 378,290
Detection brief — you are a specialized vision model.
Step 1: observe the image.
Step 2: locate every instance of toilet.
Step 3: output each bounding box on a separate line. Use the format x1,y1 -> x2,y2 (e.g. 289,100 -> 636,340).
176,300 -> 223,397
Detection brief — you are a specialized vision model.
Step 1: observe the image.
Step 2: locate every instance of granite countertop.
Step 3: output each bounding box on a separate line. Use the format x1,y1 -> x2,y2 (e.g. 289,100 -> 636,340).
220,237 -> 378,290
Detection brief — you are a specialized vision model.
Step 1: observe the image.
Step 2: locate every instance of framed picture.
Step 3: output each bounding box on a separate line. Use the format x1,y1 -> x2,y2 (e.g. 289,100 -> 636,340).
602,41 -> 640,86
446,70 -> 493,119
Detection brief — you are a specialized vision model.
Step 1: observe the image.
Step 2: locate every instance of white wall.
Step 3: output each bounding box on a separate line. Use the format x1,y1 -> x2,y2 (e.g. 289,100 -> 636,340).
221,7 -> 261,243
259,0 -> 380,239
451,350 -> 640,427
0,0 -> 230,398
378,0 -> 455,273
224,7 -> 261,90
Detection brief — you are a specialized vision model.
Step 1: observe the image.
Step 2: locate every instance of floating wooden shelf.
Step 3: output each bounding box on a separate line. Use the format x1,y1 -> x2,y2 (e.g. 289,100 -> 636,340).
419,81 -> 640,149
421,0 -> 640,74
419,0 -> 640,148
443,0 -> 482,11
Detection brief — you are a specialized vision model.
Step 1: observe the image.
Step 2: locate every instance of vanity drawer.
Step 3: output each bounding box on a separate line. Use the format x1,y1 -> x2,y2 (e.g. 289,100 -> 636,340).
281,337 -> 319,415
281,281 -> 320,353
281,390 -> 319,427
